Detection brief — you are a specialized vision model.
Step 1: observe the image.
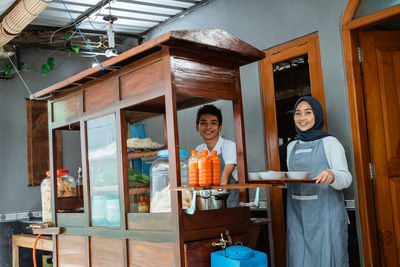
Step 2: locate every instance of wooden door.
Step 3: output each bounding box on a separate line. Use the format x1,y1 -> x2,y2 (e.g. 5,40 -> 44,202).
259,33 -> 326,267
359,31 -> 400,266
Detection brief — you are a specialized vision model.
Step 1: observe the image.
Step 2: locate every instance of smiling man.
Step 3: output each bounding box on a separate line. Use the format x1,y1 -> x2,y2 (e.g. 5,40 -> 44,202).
195,104 -> 239,207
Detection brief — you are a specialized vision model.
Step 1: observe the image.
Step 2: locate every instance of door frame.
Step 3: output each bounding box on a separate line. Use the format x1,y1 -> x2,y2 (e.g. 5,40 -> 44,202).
341,1 -> 400,266
259,32 -> 326,267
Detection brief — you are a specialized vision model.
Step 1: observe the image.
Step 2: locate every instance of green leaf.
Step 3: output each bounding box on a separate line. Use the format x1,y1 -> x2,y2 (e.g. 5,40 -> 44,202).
65,32 -> 72,42
4,64 -> 11,76
41,64 -> 50,76
71,45 -> 80,54
47,57 -> 55,70
19,62 -> 24,71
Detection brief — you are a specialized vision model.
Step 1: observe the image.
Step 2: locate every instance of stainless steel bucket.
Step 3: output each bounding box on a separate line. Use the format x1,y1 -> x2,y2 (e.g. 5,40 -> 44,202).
196,189 -> 230,210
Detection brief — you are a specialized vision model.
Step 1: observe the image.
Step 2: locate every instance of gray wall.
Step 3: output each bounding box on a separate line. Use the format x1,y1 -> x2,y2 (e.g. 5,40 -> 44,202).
0,48 -> 92,214
145,0 -> 355,198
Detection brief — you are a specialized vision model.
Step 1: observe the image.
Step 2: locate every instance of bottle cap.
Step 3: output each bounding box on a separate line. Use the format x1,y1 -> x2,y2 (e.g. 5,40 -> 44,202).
191,150 -> 198,156
211,150 -> 218,155
45,171 -> 50,176
57,169 -> 69,175
200,150 -> 208,155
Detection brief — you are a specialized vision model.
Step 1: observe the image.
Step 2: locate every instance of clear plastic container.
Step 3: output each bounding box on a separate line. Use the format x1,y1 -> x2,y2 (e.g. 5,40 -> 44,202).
40,171 -> 52,223
150,150 -> 188,213
41,169 -> 77,222
56,169 -> 77,197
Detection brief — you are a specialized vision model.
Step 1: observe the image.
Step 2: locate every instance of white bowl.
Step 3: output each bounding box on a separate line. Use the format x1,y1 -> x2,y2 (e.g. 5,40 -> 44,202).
248,172 -> 261,180
286,172 -> 310,180
259,171 -> 286,179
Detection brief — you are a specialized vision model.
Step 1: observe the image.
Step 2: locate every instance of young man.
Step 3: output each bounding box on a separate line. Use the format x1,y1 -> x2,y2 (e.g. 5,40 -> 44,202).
195,104 -> 239,207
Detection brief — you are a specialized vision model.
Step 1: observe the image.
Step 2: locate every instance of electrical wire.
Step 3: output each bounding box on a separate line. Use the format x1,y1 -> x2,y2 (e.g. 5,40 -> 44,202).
32,233 -> 43,267
60,0 -> 120,70
7,54 -> 32,96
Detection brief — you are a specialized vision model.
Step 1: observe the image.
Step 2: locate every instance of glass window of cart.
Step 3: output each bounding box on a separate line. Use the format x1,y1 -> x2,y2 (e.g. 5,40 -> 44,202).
87,114 -> 120,227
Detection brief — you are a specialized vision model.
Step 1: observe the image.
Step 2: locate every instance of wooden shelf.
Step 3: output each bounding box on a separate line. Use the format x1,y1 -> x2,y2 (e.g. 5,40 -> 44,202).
32,227 -> 64,235
129,183 -> 150,195
127,148 -> 164,159
171,179 -> 316,191
170,183 -> 279,191
248,178 -> 316,184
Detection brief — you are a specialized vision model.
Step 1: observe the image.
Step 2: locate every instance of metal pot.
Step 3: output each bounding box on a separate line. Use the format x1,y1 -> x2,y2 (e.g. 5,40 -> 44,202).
196,189 -> 230,210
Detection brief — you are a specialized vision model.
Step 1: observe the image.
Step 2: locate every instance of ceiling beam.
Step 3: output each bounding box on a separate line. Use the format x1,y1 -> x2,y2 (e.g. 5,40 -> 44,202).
142,0 -> 213,36
24,25 -> 139,39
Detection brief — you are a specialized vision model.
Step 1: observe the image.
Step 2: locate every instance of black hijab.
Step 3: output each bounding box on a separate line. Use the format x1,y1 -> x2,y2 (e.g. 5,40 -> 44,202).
294,96 -> 330,141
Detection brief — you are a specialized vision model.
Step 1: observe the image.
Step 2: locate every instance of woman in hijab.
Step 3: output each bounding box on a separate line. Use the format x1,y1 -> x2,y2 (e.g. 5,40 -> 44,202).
286,96 -> 352,267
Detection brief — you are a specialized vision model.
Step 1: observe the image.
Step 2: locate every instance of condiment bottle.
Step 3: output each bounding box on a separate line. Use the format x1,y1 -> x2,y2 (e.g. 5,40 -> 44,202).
210,150 -> 220,186
188,150 -> 199,186
198,150 -> 212,186
138,196 -> 149,213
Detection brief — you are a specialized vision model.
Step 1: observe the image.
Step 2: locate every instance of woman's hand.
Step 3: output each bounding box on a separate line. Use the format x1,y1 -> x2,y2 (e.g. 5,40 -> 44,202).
314,169 -> 335,184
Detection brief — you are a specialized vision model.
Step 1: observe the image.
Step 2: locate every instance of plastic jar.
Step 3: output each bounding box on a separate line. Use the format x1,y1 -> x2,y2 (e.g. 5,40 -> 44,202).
56,169 -> 77,197
150,150 -> 188,213
210,150 -> 221,186
188,150 -> 199,186
198,150 -> 212,186
40,171 -> 52,223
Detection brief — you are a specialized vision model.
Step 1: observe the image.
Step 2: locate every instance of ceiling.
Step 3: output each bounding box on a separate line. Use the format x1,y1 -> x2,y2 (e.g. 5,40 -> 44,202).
0,0 -> 211,54
31,0 -> 206,35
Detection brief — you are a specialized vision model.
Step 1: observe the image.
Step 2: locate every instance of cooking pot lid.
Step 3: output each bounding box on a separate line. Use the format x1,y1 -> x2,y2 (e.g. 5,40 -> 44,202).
225,243 -> 253,260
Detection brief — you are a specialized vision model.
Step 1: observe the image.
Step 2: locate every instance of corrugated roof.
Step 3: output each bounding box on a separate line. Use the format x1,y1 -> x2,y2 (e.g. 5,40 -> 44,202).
30,0 -> 206,35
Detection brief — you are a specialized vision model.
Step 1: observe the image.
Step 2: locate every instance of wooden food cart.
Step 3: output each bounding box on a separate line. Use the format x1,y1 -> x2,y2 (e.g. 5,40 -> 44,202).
33,29 -> 270,266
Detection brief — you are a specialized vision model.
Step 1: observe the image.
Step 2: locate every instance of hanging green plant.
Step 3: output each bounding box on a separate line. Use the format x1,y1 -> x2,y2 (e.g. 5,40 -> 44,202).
41,63 -> 51,76
41,57 -> 56,75
71,45 -> 80,54
47,57 -> 55,70
65,32 -> 72,42
4,64 -> 11,76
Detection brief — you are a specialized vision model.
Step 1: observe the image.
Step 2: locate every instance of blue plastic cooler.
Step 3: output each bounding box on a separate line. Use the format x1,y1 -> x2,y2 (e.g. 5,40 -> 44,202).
211,243 -> 267,267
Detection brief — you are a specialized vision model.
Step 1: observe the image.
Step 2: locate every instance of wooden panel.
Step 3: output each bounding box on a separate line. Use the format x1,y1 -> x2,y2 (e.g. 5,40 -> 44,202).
376,49 -> 400,162
57,196 -> 83,211
173,57 -> 236,98
13,234 -> 53,267
183,207 -> 249,230
359,31 -> 400,267
390,177 -> 400,263
341,1 -> 381,265
58,235 -> 85,267
57,213 -> 85,227
26,99 -> 63,185
52,93 -> 81,122
127,213 -> 172,231
120,60 -> 165,100
184,233 -> 251,267
128,239 -> 174,267
91,237 -> 125,267
26,99 -> 49,186
84,79 -> 116,112
182,208 -> 250,241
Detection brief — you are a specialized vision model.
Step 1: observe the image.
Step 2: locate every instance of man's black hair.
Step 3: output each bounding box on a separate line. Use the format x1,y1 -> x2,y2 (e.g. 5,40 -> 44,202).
196,104 -> 222,126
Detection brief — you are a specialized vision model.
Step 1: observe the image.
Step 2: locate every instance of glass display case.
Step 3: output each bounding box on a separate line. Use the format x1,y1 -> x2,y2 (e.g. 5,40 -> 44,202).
35,30 -> 265,266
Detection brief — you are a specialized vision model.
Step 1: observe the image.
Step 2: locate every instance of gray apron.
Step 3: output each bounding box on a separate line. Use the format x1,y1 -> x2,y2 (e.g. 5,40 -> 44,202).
287,139 -> 348,267
218,148 -> 239,208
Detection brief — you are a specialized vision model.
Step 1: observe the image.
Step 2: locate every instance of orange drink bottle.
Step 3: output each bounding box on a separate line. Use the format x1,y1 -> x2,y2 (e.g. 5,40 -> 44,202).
210,150 -> 220,186
188,150 -> 199,187
198,150 -> 212,186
